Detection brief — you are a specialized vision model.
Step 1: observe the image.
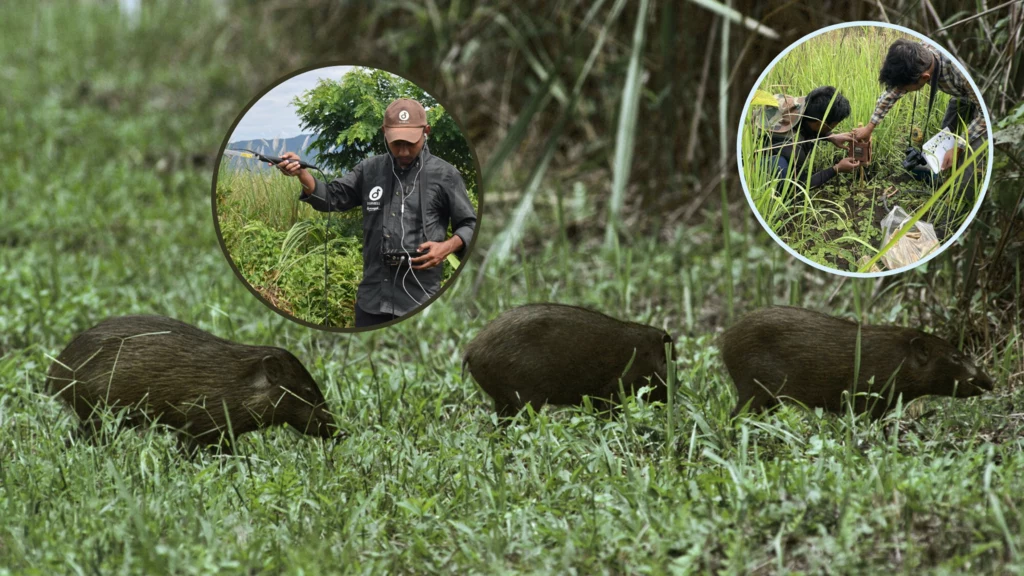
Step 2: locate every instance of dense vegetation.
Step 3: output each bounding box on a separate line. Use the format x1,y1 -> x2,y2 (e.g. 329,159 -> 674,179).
1,1 -> 1022,573
294,67 -> 478,189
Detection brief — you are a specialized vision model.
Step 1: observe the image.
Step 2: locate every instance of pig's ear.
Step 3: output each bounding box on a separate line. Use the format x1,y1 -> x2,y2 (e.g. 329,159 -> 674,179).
662,333 -> 675,360
259,355 -> 286,387
908,337 -> 929,367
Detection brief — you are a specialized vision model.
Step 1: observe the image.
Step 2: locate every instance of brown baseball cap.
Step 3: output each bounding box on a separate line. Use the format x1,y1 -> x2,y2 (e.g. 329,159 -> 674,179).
382,98 -> 428,144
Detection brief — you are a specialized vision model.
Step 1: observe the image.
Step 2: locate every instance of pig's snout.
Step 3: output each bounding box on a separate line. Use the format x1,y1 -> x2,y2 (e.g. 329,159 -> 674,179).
291,402 -> 337,439
970,370 -> 994,392
311,406 -> 337,438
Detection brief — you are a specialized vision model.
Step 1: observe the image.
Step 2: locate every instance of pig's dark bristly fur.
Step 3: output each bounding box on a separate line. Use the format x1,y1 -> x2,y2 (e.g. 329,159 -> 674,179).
463,303 -> 674,417
47,315 -> 336,453
719,306 -> 994,419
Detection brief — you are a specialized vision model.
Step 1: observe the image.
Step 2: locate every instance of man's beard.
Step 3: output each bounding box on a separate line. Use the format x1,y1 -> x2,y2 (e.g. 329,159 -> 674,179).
392,152 -> 414,169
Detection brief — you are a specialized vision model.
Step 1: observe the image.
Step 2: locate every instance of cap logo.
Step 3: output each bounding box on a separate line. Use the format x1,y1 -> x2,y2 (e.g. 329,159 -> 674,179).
369,186 -> 383,201
398,110 -> 410,122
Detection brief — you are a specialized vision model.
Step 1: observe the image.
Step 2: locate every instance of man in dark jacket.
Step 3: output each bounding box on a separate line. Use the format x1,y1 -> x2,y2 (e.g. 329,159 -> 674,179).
277,98 -> 477,328
767,86 -> 860,190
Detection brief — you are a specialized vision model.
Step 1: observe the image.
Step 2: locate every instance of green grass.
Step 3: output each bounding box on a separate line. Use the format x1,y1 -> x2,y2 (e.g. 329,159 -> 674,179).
741,26 -> 986,272
216,165 -> 365,327
2,3 -> 1023,574
216,162 -> 472,328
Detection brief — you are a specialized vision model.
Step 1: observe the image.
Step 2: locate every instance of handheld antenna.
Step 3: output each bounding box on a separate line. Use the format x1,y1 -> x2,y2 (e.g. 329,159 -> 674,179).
908,92 -> 918,150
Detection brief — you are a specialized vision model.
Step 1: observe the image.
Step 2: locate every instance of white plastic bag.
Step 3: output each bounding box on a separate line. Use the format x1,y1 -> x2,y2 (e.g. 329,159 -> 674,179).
879,206 -> 940,270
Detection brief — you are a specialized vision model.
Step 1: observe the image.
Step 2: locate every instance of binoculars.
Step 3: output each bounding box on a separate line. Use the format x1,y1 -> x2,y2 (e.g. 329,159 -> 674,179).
902,146 -> 927,171
902,146 -> 942,185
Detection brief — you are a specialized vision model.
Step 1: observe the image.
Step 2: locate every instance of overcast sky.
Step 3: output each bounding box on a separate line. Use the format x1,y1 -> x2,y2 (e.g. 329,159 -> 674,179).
230,66 -> 355,142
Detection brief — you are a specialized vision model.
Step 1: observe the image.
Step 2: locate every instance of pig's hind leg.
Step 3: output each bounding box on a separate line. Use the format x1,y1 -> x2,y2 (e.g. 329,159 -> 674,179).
494,400 -> 518,418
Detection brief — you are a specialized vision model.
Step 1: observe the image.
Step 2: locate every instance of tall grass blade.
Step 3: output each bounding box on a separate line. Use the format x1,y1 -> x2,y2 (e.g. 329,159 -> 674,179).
490,0 -> 628,264
278,220 -> 323,268
482,73 -> 557,186
605,0 -> 649,247
719,10 -> 734,322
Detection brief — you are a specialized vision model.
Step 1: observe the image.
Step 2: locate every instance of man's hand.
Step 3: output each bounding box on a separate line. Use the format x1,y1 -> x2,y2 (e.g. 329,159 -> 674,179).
276,152 -> 316,194
940,147 -> 965,172
275,152 -> 305,176
850,124 -> 875,142
410,237 -> 463,270
834,157 -> 861,174
827,132 -> 854,147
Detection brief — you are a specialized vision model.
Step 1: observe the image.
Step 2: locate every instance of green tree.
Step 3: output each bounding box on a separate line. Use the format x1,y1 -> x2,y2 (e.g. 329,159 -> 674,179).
293,67 -> 476,193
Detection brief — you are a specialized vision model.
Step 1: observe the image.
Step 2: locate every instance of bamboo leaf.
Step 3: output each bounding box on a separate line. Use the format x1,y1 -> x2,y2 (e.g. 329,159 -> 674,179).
687,0 -> 780,40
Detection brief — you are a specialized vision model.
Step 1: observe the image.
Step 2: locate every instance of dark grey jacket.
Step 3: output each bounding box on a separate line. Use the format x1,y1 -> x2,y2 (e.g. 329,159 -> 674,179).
299,143 -> 476,317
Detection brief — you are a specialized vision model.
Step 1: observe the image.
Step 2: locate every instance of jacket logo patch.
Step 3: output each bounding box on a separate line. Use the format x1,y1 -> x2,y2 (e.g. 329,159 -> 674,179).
367,185 -> 383,212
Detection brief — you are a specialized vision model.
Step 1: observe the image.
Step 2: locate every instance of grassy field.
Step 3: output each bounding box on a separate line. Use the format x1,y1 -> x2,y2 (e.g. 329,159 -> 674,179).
216,164 -> 367,327
216,161 -> 475,328
741,26 -> 986,273
2,3 -> 1023,574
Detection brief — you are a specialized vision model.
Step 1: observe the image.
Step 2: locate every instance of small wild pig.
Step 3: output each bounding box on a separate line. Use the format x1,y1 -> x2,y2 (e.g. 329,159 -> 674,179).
47,315 -> 336,453
719,306 -> 994,418
462,303 -> 674,417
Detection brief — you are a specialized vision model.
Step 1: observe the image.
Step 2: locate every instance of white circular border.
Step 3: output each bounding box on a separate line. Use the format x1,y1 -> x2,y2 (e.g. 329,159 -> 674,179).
736,21 -> 994,278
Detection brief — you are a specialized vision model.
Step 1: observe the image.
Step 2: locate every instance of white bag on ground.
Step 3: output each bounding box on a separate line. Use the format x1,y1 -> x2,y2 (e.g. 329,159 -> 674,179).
879,206 -> 940,270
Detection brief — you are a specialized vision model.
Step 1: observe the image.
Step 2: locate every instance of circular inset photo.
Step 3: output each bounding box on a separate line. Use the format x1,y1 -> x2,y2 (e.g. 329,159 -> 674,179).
737,23 -> 992,276
213,65 -> 481,330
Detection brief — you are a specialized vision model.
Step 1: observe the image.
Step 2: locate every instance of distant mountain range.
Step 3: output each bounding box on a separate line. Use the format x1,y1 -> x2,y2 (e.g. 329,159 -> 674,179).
223,134 -> 330,170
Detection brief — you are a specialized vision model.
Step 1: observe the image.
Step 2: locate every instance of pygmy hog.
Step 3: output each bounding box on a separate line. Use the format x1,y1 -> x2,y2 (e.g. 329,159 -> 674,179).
462,303 -> 674,417
719,306 -> 994,419
47,315 -> 336,452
